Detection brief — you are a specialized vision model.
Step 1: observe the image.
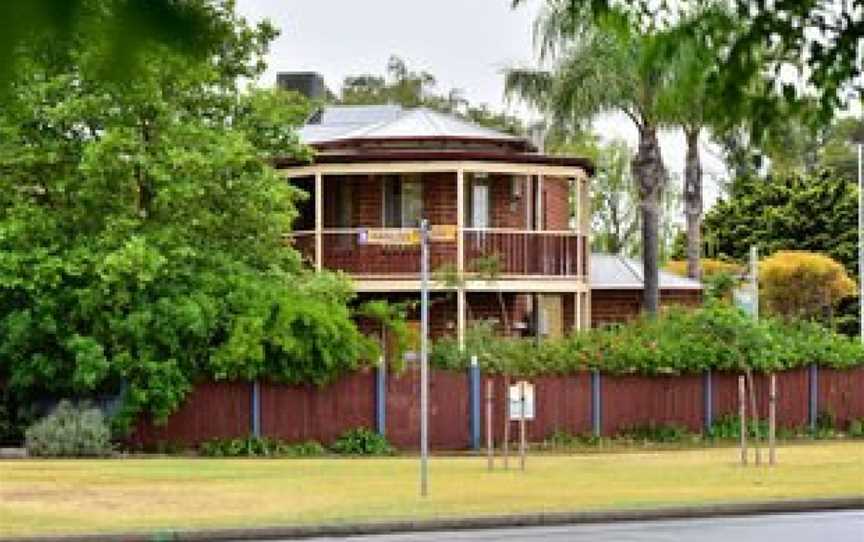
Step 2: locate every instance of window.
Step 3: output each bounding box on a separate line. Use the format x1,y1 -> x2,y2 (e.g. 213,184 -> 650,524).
464,173 -> 490,228
383,175 -> 423,227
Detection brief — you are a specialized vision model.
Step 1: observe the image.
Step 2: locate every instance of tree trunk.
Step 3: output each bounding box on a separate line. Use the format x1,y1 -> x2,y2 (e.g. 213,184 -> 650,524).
684,128 -> 703,280
632,125 -> 666,315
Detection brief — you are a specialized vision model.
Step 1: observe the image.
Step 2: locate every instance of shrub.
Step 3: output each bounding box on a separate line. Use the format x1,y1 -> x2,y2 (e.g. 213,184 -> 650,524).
431,303 -> 864,376
707,414 -> 769,441
760,251 -> 856,321
542,429 -> 599,448
330,427 -> 395,455
199,437 -> 325,458
848,418 -> 864,438
665,259 -> 744,279
24,400 -> 112,457
615,423 -> 694,443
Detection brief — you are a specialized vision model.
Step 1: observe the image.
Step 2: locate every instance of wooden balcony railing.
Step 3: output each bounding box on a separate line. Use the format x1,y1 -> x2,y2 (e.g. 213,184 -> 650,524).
286,228 -> 587,279
463,228 -> 587,277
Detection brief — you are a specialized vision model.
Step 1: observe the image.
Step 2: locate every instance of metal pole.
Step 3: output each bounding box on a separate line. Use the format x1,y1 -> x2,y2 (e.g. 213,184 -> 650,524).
858,141 -> 862,343
486,379 -> 494,471
519,381 -> 527,471
769,373 -> 777,466
420,219 -> 430,497
739,375 -> 748,466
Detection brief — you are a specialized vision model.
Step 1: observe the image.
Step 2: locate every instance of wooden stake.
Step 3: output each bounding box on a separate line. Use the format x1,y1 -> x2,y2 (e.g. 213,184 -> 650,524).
519,381 -> 526,471
739,375 -> 748,466
769,373 -> 777,466
746,369 -> 761,465
486,379 -> 493,471
503,374 -> 510,470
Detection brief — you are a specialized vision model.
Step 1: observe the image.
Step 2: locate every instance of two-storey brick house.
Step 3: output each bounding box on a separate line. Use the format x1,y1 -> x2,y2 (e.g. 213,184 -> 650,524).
278,104 -> 593,347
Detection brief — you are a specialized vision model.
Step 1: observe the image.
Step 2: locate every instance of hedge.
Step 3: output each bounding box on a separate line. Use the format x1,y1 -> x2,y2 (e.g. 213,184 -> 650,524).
430,303 -> 864,376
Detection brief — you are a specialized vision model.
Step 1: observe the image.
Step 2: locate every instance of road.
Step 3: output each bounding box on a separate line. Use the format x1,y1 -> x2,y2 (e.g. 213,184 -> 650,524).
288,511 -> 863,541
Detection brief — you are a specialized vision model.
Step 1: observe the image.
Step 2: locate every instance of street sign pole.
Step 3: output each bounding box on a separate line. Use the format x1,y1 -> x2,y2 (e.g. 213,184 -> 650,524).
419,219 -> 430,497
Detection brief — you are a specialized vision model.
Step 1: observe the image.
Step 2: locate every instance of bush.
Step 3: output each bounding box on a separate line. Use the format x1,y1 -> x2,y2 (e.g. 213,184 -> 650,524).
541,429 -> 599,449
431,303 -> 864,376
199,437 -> 326,458
330,427 -> 395,455
615,423 -> 694,443
760,251 -> 856,321
848,418 -> 864,438
24,401 -> 112,457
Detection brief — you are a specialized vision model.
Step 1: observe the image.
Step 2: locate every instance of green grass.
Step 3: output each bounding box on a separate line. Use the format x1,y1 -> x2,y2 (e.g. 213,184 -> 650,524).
1,442 -> 862,538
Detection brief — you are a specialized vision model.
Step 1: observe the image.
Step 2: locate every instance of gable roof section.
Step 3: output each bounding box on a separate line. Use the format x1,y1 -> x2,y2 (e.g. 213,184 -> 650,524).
299,105 -> 528,149
591,253 -> 702,290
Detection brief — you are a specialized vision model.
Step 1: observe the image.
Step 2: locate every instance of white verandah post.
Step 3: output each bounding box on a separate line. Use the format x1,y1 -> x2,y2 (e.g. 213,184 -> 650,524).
314,171 -> 323,272
456,168 -> 466,349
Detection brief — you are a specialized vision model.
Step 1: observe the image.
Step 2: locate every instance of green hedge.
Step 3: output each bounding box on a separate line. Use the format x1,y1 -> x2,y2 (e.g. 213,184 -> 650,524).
431,303 -> 864,376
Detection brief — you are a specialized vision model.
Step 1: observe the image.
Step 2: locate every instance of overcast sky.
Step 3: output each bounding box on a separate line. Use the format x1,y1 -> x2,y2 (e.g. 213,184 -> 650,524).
237,0 -> 728,209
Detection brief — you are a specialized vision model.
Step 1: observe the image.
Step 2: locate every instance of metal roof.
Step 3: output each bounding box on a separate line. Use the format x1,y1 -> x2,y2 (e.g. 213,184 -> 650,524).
591,253 -> 703,290
299,105 -> 526,147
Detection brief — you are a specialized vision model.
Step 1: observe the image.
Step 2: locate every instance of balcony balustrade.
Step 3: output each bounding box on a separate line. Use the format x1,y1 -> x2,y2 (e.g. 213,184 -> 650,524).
286,228 -> 588,279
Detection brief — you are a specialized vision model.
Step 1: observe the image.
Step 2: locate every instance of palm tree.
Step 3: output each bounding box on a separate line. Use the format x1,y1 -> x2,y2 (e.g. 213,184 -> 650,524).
506,6 -> 671,314
657,7 -> 734,281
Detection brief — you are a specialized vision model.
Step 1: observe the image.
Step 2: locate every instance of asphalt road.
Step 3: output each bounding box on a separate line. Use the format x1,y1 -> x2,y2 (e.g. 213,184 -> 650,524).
293,511 -> 864,542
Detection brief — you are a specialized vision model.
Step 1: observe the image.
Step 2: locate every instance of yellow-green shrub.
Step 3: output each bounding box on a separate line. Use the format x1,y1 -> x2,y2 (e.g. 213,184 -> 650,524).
760,251 -> 856,320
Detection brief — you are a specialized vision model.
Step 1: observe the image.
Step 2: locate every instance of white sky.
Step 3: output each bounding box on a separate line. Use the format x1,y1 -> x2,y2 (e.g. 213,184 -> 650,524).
237,0 -> 728,210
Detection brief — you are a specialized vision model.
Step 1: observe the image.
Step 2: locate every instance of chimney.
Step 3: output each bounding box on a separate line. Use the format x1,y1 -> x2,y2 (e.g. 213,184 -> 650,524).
276,72 -> 327,100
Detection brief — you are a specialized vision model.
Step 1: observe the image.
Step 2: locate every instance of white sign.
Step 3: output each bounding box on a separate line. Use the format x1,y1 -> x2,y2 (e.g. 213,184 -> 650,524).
508,381 -> 535,420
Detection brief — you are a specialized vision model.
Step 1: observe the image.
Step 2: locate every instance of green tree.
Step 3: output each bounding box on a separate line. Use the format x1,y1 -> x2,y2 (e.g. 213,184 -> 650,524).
703,171 -> 859,275
0,1 -> 374,432
0,0 -> 245,92
513,0 -> 864,125
338,56 -> 525,135
506,5 -> 673,313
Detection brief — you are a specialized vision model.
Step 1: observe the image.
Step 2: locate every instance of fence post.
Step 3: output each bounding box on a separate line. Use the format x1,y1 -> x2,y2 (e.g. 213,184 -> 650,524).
703,369 -> 713,434
591,370 -> 602,437
250,380 -> 261,438
808,363 -> 819,431
469,356 -> 481,450
376,356 -> 387,436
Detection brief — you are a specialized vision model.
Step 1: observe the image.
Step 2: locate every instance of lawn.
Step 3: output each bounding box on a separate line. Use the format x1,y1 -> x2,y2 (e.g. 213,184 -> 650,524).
1,442 -> 862,538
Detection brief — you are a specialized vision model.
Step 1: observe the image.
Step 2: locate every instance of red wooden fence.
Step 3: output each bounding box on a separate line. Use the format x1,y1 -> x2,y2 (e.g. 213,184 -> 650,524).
129,366 -> 864,450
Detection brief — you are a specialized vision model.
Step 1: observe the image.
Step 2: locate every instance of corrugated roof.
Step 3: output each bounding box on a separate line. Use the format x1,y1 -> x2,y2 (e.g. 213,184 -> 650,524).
591,253 -> 702,290
299,105 -> 525,147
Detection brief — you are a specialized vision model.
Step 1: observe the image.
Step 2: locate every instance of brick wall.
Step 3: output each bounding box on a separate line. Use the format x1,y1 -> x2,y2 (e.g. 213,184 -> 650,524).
591,289 -> 702,327
543,176 -> 570,231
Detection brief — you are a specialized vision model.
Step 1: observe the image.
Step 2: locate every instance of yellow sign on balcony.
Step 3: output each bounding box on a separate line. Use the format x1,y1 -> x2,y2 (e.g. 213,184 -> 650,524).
429,224 -> 457,242
358,228 -> 420,246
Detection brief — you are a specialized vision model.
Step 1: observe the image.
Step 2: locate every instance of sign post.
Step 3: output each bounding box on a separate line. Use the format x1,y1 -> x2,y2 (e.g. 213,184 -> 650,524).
419,219 -> 430,497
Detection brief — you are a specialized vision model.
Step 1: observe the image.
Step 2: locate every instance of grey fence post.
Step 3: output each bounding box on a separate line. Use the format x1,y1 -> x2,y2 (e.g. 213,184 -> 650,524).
469,356 -> 481,450
376,357 -> 387,436
703,369 -> 713,433
591,370 -> 602,437
809,363 -> 819,431
250,380 -> 261,438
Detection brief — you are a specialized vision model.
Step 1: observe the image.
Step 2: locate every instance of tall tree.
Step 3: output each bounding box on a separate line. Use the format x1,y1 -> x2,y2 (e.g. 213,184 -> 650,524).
0,1 -> 373,431
513,0 -> 864,127
339,55 -> 525,135
506,6 -> 672,313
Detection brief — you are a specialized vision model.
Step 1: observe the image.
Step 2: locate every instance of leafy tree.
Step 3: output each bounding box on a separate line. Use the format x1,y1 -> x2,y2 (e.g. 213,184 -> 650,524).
338,55 -> 525,135
587,140 -> 640,255
0,1 -> 375,432
513,0 -> 864,126
759,251 -> 856,325
703,170 -> 858,275
506,5 -> 674,313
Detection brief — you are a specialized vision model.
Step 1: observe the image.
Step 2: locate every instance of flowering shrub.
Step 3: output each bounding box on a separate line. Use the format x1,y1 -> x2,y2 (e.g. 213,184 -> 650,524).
431,303 -> 864,375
